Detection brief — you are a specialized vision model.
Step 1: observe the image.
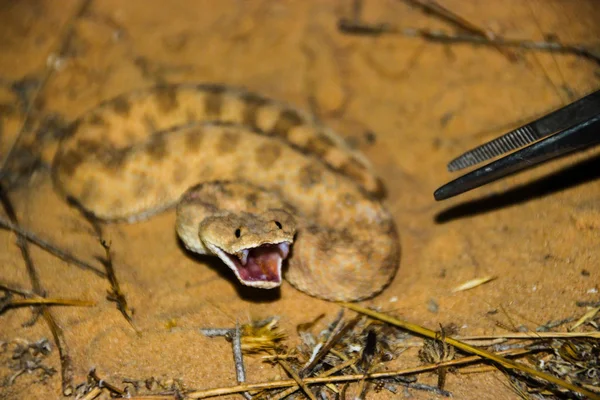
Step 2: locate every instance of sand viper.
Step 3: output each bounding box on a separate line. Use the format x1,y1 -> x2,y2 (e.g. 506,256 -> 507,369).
52,84 -> 400,301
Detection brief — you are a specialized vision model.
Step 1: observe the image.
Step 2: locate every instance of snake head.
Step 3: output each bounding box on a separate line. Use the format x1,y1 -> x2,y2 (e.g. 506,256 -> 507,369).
198,209 -> 296,289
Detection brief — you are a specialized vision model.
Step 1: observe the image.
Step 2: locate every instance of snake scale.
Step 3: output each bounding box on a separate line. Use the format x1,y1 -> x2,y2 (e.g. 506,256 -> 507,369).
52,84 -> 400,301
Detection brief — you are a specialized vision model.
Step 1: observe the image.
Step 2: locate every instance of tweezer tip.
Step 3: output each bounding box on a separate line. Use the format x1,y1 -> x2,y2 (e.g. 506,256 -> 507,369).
433,185 -> 452,201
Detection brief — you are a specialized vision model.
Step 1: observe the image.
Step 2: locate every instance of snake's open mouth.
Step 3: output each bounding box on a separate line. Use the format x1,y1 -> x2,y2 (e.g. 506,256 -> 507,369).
214,242 -> 290,289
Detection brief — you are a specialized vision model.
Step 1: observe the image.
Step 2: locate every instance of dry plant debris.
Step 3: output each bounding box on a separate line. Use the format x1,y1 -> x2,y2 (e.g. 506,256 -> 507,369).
0,281 -> 96,314
452,276 -> 497,292
0,338 -> 56,386
338,0 -> 600,66
343,303 -> 600,400
3,301 -> 600,399
191,306 -> 599,399
98,240 -> 138,335
176,305 -> 600,399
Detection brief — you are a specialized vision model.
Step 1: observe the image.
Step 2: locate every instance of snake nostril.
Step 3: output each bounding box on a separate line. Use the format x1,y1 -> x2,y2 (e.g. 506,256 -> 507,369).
235,228 -> 241,238
274,221 -> 282,229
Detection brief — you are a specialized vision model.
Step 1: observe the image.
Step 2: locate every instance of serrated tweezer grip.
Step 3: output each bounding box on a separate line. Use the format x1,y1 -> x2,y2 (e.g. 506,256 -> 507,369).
435,112 -> 600,201
447,89 -> 600,172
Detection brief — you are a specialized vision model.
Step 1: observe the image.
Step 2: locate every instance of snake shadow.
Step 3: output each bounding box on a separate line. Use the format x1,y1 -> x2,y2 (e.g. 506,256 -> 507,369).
177,238 -> 283,303
435,153 -> 600,223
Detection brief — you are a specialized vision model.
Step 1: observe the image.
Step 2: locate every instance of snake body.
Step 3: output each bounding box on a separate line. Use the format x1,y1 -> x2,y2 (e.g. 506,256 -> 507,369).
52,84 -> 399,301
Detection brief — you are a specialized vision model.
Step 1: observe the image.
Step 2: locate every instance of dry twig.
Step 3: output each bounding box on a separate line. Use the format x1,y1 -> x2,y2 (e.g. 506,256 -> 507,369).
459,331 -> 600,340
1,296 -> 95,312
99,240 -> 138,334
300,315 -> 360,376
185,347 -> 536,399
276,357 -> 317,400
0,216 -> 105,277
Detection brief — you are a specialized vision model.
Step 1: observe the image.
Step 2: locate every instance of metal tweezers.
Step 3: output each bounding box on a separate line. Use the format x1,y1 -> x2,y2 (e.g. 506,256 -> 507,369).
434,88 -> 600,201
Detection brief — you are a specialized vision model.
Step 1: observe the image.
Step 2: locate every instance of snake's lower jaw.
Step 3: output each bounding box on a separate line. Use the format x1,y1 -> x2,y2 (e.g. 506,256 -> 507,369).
212,242 -> 291,289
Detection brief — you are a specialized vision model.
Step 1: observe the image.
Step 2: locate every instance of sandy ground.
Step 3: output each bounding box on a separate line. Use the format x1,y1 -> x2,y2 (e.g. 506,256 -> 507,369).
1,1 -> 599,399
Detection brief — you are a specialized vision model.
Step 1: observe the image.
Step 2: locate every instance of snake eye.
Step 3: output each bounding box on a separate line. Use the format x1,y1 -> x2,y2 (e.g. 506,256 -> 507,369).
274,221 -> 282,229
235,228 -> 241,238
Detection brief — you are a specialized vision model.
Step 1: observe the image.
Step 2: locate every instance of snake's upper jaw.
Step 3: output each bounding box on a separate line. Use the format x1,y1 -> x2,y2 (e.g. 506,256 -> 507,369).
210,242 -> 291,289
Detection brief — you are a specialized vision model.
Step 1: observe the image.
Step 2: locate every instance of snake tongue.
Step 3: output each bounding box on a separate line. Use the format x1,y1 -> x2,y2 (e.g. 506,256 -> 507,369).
222,242 -> 290,289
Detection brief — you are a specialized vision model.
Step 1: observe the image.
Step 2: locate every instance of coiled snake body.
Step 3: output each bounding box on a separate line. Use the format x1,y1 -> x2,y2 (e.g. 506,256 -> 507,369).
52,84 -> 399,301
